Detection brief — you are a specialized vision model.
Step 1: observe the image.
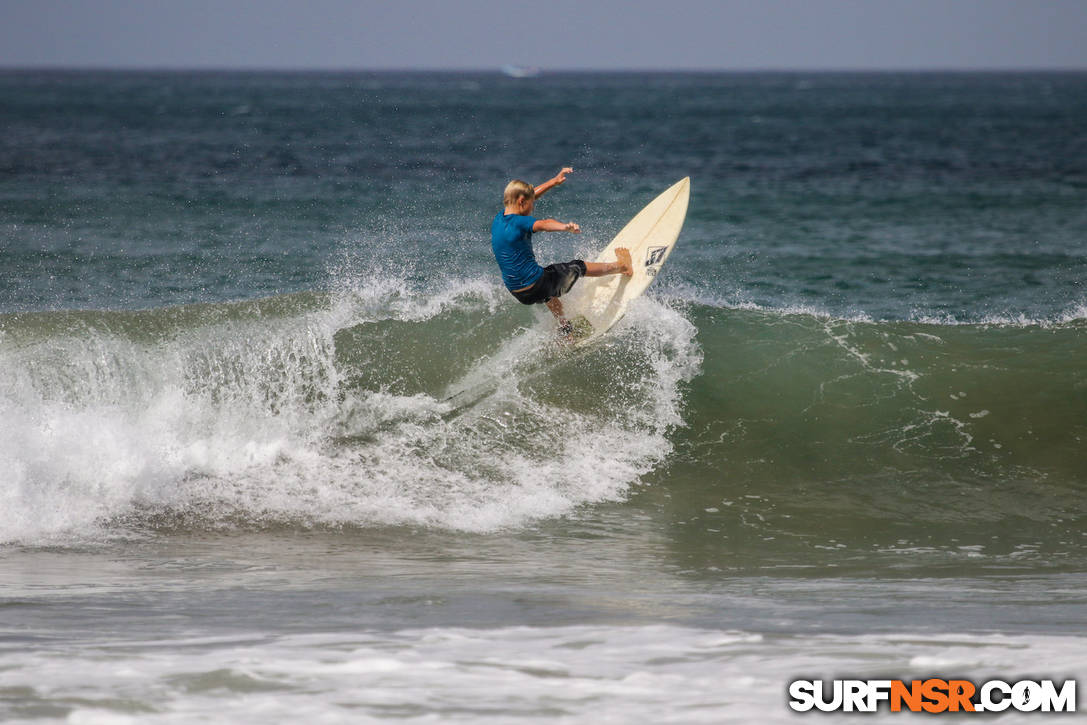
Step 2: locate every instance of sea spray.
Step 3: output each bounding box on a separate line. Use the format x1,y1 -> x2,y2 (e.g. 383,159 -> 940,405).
0,282 -> 702,544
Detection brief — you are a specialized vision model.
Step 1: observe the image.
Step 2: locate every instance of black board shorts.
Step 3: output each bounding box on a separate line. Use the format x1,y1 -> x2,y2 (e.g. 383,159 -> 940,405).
510,260 -> 587,305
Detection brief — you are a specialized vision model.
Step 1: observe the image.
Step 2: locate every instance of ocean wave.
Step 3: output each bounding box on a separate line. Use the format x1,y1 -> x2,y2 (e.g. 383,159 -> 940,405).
656,279 -> 1087,328
0,279 -> 701,544
1,280 -> 1084,546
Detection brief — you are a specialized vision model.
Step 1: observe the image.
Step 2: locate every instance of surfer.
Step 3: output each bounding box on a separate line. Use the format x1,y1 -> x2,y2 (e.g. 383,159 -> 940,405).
491,167 -> 632,333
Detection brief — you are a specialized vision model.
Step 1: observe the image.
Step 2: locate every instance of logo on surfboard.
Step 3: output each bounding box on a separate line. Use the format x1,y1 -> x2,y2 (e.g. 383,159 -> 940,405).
646,246 -> 668,267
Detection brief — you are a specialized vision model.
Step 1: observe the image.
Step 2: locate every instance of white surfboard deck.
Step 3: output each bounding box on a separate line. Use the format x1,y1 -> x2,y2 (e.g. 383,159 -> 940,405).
561,177 -> 690,346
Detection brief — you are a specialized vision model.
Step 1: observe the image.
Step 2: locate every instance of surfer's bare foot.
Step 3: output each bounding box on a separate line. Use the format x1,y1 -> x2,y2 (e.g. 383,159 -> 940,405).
615,247 -> 634,276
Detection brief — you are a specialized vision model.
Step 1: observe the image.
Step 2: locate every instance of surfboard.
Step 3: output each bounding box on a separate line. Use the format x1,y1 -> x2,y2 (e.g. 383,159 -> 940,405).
561,177 -> 690,346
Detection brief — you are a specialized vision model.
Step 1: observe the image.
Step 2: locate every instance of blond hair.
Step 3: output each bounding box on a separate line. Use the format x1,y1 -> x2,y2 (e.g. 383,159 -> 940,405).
503,179 -> 535,205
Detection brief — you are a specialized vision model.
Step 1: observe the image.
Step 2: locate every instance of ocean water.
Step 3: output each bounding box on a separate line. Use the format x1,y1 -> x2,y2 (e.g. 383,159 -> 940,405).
1,70 -> 1086,722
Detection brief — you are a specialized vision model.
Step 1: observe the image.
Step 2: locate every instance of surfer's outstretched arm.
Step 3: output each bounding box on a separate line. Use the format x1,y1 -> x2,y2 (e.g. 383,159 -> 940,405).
532,218 -> 581,233
533,167 -> 573,198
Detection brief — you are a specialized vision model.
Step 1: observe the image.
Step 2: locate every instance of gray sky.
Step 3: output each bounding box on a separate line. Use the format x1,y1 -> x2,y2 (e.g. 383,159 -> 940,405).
2,0 -> 1085,71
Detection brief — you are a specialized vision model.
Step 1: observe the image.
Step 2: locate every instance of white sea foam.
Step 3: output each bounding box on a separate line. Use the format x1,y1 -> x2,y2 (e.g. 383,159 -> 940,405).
2,627 -> 1082,723
1057,300 -> 1087,324
0,279 -> 702,544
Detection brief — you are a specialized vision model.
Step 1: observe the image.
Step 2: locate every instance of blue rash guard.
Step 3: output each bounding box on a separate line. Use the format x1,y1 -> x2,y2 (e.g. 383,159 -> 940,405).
491,213 -> 543,291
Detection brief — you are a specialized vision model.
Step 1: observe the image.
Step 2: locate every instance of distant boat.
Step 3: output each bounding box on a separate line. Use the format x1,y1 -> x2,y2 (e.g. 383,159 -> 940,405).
500,65 -> 541,79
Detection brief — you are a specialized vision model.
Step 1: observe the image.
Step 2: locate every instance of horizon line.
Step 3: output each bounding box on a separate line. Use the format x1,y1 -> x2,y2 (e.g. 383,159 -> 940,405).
2,63 -> 1086,74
